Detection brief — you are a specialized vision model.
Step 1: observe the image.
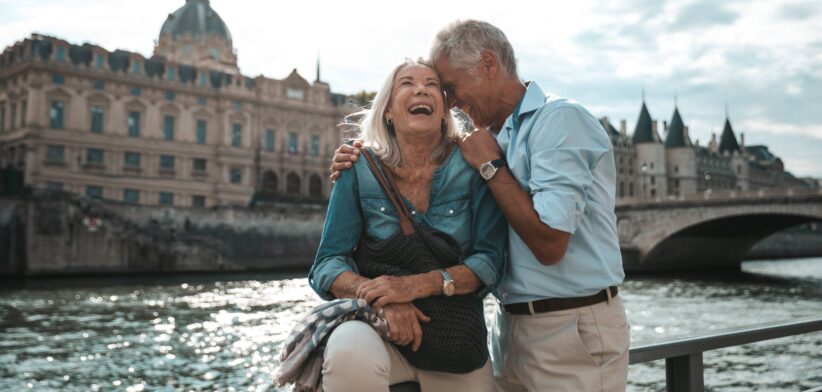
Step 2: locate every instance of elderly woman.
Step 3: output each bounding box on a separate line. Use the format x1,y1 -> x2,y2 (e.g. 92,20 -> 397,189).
307,59 -> 506,392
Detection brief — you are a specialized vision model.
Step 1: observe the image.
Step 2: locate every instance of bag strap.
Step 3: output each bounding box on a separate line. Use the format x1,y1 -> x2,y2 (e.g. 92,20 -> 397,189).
358,147 -> 415,235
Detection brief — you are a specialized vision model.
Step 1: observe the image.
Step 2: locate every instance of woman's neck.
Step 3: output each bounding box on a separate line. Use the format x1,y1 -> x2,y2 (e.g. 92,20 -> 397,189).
394,130 -> 442,168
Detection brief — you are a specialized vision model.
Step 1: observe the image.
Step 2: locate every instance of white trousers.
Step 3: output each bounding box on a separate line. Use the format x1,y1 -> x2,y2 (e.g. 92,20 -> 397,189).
492,295 -> 630,392
322,320 -> 494,392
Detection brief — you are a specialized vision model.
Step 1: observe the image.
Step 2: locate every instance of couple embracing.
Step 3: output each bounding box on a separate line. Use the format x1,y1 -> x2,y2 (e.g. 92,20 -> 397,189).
292,19 -> 628,392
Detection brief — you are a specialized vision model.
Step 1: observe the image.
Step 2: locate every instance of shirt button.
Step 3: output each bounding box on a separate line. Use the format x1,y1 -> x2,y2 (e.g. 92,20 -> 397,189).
411,211 -> 416,215
449,209 -> 454,214
380,207 -> 385,212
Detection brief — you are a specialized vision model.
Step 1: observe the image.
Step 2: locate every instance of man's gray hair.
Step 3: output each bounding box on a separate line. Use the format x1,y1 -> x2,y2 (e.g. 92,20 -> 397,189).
343,59 -> 461,168
430,20 -> 518,78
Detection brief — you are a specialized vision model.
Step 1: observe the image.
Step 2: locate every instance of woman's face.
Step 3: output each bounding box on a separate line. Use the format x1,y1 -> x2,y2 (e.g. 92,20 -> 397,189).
385,64 -> 446,138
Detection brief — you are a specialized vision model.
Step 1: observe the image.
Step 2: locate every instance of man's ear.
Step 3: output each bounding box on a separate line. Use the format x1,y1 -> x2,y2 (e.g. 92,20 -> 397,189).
479,49 -> 499,78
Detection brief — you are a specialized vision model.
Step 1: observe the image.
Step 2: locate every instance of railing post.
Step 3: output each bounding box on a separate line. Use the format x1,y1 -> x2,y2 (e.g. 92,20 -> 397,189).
666,353 -> 704,392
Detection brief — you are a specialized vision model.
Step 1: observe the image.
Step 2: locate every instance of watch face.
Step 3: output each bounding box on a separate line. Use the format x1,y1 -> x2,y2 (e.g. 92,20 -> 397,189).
443,283 -> 455,296
480,163 -> 495,180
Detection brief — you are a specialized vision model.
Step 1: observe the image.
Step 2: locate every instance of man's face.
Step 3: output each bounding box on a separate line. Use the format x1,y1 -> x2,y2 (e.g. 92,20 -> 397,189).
434,56 -> 495,130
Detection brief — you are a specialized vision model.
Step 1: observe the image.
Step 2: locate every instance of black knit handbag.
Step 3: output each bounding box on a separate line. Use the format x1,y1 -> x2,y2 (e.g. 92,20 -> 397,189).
353,148 -> 488,374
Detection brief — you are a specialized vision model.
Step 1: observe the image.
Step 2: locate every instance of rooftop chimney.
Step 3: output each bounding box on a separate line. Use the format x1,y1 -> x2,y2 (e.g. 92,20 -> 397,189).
620,120 -> 627,135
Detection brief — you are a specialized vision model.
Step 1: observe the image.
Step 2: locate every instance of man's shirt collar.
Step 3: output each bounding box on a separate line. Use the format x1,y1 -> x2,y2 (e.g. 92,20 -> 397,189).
505,81 -> 546,132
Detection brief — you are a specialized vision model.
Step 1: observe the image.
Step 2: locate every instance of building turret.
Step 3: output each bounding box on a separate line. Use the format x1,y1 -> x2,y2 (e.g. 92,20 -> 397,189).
154,0 -> 238,73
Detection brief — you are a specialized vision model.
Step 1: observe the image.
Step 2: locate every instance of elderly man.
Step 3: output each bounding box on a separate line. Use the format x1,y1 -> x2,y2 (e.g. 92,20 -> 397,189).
331,20 -> 628,392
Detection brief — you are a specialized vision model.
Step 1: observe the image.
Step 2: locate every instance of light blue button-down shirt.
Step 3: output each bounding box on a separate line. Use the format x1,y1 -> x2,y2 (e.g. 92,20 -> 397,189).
494,81 -> 624,304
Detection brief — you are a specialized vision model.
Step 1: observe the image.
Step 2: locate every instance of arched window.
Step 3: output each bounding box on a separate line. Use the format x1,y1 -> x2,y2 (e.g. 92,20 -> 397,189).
286,172 -> 301,195
262,170 -> 278,194
309,174 -> 323,198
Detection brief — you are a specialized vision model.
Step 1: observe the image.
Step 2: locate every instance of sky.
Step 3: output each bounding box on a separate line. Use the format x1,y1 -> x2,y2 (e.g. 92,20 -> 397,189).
2,0 -> 821,178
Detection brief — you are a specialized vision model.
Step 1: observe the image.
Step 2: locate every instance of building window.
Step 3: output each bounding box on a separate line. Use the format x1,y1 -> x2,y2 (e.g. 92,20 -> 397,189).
198,72 -> 207,87
674,166 -> 679,174
208,47 -> 220,59
233,101 -> 242,111
20,101 -> 26,127
286,88 -> 304,100
231,123 -> 242,147
629,183 -> 634,197
0,105 -> 5,131
123,189 -> 140,204
10,103 -> 16,129
130,87 -> 141,96
265,129 -> 275,151
46,145 -> 64,162
619,182 -> 624,198
49,100 -> 64,129
95,54 -> 105,68
92,80 -> 104,90
86,185 -> 103,200
163,115 -> 175,141
310,134 -> 320,157
53,74 -> 64,85
192,195 -> 205,208
160,155 -> 175,169
131,60 -> 141,75
158,192 -> 174,206
166,65 -> 175,81
288,132 -> 298,154
55,47 -> 65,62
230,167 -> 242,184
193,158 -> 207,172
86,148 -> 104,165
165,91 -> 175,101
197,96 -> 207,105
90,106 -> 104,133
124,152 -> 141,167
196,120 -> 207,144
127,111 -> 140,137
651,176 -> 655,186
651,189 -> 656,197
46,182 -> 63,191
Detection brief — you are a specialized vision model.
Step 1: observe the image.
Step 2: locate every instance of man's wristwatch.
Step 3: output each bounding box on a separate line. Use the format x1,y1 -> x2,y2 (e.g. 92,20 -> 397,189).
479,158 -> 507,181
440,270 -> 455,296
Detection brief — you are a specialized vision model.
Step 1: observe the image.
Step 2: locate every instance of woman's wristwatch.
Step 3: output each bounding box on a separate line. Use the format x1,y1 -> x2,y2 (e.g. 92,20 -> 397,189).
440,270 -> 455,296
479,158 -> 507,181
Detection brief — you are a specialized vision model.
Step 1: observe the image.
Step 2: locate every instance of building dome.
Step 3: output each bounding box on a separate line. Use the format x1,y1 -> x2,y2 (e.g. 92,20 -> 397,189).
160,0 -> 232,42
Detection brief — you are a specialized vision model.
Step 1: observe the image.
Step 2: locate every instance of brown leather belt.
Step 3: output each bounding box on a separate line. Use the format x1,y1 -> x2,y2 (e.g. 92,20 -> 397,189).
503,286 -> 619,315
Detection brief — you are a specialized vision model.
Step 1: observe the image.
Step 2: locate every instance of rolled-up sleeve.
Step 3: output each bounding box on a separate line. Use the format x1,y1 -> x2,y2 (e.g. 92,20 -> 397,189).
464,172 -> 508,297
308,168 -> 362,300
528,107 -> 609,234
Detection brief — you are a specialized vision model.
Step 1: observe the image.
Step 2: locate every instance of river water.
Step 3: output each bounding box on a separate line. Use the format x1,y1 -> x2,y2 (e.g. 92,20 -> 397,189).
1,258 -> 821,392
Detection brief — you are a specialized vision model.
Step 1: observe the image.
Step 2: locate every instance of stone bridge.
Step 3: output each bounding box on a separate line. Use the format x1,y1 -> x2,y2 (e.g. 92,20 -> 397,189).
616,188 -> 822,271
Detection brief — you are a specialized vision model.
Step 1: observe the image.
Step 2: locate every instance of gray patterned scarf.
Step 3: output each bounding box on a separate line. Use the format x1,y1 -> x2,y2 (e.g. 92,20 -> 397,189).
275,298 -> 389,392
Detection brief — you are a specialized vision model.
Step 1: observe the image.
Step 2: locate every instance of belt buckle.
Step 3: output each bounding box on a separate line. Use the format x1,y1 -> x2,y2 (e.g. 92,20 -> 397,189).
527,301 -> 536,316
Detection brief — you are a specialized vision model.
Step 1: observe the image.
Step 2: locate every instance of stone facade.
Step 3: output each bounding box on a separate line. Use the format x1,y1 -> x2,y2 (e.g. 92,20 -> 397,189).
601,101 -> 807,202
0,0 -> 349,208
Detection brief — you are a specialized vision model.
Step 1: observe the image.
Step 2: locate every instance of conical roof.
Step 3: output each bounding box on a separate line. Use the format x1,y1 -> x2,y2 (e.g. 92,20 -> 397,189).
719,118 -> 740,153
633,102 -> 658,143
160,0 -> 232,42
664,107 -> 691,148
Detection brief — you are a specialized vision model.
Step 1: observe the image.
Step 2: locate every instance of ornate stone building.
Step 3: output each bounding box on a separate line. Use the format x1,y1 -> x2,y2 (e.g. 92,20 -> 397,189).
0,0 -> 348,207
601,100 -> 806,201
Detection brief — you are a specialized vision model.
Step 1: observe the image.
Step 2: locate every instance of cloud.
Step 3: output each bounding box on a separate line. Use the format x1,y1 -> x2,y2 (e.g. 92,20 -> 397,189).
778,1 -> 820,20
671,1 -> 739,31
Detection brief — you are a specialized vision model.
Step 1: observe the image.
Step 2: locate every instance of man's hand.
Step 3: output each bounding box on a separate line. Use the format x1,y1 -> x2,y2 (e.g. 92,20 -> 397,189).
382,303 -> 431,352
458,129 -> 503,170
329,141 -> 363,183
357,273 -> 438,308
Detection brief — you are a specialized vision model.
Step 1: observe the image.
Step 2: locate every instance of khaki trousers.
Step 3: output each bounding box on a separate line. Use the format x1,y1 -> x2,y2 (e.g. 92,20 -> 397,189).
491,295 -> 630,392
322,320 -> 494,392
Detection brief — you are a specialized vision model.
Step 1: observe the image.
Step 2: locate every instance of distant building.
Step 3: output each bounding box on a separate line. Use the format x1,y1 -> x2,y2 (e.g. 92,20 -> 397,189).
0,0 -> 350,207
600,100 -> 806,201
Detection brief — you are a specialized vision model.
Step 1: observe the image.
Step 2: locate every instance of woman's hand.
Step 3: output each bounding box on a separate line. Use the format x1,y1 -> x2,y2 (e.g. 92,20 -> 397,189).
357,274 -> 438,308
329,141 -> 363,183
382,303 -> 431,352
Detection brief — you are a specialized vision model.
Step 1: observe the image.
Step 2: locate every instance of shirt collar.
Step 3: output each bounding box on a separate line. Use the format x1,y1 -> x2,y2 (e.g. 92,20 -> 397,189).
504,81 -> 546,131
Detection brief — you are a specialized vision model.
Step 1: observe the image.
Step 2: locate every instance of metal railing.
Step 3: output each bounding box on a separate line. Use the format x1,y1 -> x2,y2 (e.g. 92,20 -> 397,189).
390,317 -> 822,392
629,317 -> 822,392
616,187 -> 822,207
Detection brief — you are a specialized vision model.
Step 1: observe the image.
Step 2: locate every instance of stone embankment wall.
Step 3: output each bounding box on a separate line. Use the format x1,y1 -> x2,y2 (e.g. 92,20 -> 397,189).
746,223 -> 822,260
0,192 -> 325,276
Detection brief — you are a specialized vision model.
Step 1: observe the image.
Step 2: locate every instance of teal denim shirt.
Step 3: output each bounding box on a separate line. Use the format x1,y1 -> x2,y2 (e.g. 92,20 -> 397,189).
309,147 -> 508,300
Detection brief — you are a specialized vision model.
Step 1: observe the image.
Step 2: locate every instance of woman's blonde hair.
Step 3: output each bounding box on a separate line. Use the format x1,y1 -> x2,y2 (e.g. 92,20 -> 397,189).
343,58 -> 462,168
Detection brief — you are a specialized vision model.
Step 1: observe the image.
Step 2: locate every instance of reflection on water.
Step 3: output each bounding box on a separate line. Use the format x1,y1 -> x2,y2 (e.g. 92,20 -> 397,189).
1,259 -> 821,392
